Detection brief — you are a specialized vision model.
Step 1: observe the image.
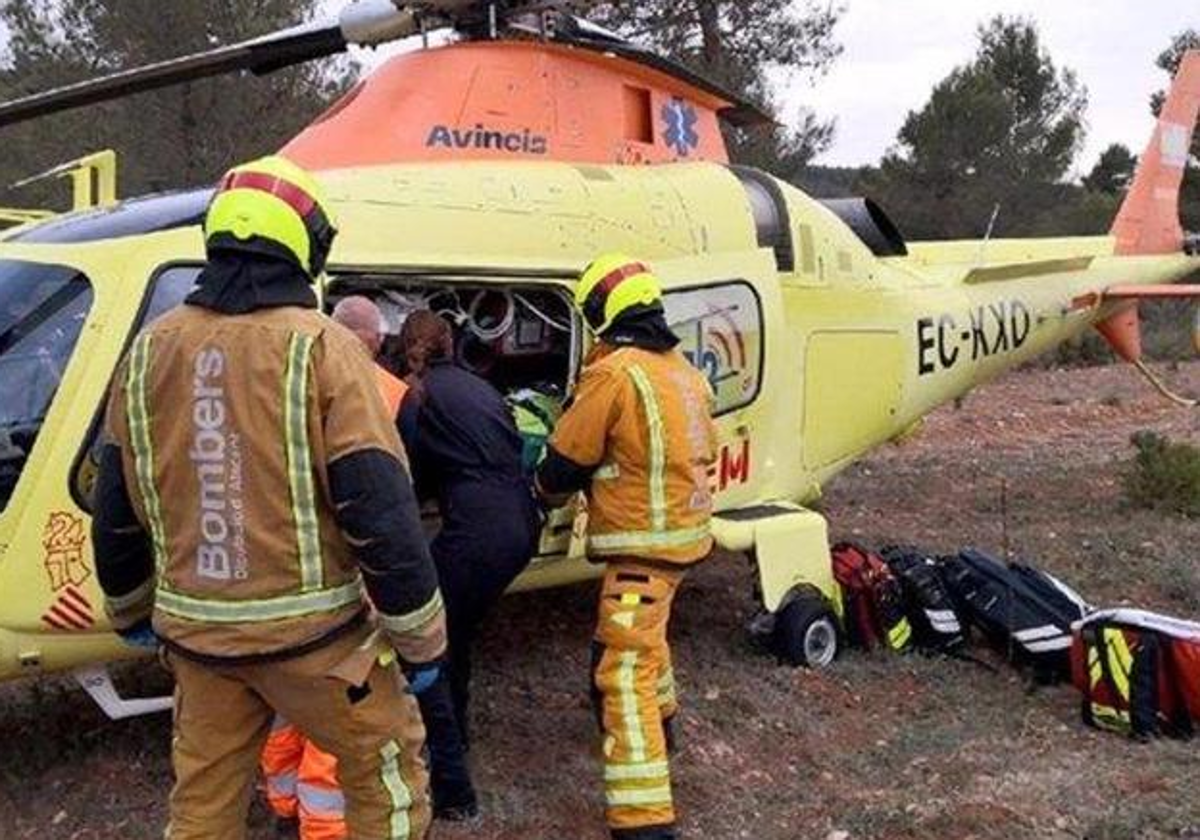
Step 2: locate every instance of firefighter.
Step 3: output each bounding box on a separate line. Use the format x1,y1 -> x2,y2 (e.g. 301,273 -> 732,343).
91,155 -> 444,840
396,310 -> 543,820
259,295 -> 414,840
535,255 -> 717,840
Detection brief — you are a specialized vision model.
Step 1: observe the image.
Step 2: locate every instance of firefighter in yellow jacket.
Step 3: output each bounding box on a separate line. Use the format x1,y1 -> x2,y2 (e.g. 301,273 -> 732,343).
536,255 -> 718,840
91,156 -> 444,840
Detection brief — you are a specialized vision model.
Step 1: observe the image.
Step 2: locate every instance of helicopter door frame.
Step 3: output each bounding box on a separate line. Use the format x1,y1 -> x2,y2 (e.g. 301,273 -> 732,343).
68,260 -> 204,513
648,249 -> 783,512
323,265 -> 588,568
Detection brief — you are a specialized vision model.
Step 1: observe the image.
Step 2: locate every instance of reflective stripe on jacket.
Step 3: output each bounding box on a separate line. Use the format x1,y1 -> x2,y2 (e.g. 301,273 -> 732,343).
548,345 -> 717,564
105,304 -> 441,660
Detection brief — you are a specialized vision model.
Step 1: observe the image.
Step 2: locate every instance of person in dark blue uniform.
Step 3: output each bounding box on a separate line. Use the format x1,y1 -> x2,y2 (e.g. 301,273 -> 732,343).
397,310 -> 542,820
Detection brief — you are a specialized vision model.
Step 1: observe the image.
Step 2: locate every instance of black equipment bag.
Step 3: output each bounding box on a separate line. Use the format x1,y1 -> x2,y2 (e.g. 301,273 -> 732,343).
939,549 -> 1090,681
880,546 -> 965,651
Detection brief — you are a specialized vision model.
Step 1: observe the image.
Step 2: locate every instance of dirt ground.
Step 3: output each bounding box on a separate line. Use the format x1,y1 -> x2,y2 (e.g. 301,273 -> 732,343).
2,361 -> 1198,840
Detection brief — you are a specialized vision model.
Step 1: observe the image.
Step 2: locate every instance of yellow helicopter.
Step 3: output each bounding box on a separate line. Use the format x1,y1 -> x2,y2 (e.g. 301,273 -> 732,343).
0,0 -> 1197,718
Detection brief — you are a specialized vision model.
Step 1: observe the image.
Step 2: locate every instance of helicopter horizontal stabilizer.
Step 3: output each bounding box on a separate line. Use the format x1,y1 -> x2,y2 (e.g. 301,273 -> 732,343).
1111,49 -> 1200,255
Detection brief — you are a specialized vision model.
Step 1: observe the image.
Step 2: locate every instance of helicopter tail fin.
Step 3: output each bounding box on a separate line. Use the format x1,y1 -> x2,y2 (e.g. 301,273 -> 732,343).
1111,50 -> 1200,256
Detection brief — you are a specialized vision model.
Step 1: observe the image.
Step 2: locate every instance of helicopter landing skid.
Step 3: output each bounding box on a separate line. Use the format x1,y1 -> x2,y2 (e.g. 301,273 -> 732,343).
74,663 -> 173,720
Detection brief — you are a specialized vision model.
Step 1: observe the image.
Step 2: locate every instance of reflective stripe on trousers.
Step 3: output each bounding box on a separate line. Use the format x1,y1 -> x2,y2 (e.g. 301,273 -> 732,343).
592,564 -> 682,832
379,740 -> 415,840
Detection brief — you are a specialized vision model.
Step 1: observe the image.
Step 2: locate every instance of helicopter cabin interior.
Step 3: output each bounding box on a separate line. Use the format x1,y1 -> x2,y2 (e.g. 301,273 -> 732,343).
325,275 -> 579,404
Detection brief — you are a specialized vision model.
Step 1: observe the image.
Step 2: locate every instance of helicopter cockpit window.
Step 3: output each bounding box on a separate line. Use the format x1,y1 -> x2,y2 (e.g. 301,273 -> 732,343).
664,282 -> 764,416
0,260 -> 94,512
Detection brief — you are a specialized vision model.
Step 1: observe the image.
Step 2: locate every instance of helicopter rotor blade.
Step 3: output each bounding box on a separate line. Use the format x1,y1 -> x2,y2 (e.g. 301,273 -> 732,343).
0,0 -> 423,128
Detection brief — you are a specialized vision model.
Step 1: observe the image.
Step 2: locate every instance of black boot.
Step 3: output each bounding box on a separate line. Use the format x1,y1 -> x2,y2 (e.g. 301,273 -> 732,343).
434,795 -> 480,822
611,826 -> 677,840
417,673 -> 479,821
662,715 -> 678,756
272,816 -> 299,839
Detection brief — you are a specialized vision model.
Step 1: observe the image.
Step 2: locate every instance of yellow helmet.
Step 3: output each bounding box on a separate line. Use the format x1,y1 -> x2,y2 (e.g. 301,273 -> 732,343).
204,155 -> 338,279
575,253 -> 663,335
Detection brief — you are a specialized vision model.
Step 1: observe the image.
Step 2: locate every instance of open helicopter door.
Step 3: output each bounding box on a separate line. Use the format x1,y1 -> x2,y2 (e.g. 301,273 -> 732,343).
319,267 -> 593,584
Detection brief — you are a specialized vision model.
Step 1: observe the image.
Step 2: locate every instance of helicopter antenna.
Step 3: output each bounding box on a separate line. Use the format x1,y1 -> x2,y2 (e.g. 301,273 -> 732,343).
976,202 -> 1001,268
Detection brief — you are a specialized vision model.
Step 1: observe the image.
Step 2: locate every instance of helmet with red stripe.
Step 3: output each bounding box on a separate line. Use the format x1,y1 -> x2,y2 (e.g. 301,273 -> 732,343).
204,155 -> 338,279
575,253 -> 664,335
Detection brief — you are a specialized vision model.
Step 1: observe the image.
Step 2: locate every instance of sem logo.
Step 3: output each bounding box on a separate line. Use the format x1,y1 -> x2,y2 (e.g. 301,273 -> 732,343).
662,99 -> 700,156
707,440 -> 752,494
426,124 -> 548,155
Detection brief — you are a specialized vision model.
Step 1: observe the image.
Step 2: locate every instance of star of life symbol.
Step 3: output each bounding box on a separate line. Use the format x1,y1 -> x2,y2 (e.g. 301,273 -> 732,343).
43,511 -> 91,591
662,98 -> 700,156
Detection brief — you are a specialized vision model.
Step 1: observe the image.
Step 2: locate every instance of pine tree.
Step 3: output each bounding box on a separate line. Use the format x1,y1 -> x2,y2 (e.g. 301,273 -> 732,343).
860,17 -> 1087,240
0,0 -> 352,207
592,0 -> 843,179
1083,144 -> 1136,195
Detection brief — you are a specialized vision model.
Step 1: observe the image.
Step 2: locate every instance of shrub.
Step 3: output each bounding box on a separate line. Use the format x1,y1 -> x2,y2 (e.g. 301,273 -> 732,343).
1124,431 -> 1200,517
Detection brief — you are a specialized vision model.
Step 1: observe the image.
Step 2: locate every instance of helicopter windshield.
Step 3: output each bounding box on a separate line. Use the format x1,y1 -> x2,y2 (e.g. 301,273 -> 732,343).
0,260 -> 93,512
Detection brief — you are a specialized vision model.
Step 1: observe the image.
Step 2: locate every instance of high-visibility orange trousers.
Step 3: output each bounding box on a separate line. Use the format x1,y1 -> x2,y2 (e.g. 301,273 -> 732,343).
262,720 -> 348,840
165,627 -> 431,840
592,562 -> 683,835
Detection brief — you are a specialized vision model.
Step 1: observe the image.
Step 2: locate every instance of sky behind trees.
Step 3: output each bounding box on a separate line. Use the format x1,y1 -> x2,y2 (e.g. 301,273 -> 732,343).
791,0 -> 1197,173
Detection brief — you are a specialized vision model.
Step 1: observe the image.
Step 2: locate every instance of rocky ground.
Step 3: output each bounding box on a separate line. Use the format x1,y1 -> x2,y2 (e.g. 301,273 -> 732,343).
2,361 -> 1198,840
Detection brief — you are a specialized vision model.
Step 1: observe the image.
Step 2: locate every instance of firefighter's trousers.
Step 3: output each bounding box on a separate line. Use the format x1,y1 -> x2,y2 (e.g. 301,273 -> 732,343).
592,561 -> 683,836
166,626 -> 431,840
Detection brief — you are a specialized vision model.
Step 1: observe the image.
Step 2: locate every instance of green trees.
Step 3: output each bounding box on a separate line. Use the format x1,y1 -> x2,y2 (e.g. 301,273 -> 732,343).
593,0 -> 843,179
860,17 -> 1088,240
1083,144 -> 1136,195
0,0 -> 350,206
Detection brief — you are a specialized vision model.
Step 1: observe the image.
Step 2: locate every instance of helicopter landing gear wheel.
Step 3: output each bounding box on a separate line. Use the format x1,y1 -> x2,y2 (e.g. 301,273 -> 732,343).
771,590 -> 839,669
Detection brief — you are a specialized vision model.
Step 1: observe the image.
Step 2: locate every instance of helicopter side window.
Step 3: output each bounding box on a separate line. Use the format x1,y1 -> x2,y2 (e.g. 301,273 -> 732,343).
0,261 -> 95,513
139,265 -> 202,324
663,282 -> 764,416
68,264 -> 201,512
